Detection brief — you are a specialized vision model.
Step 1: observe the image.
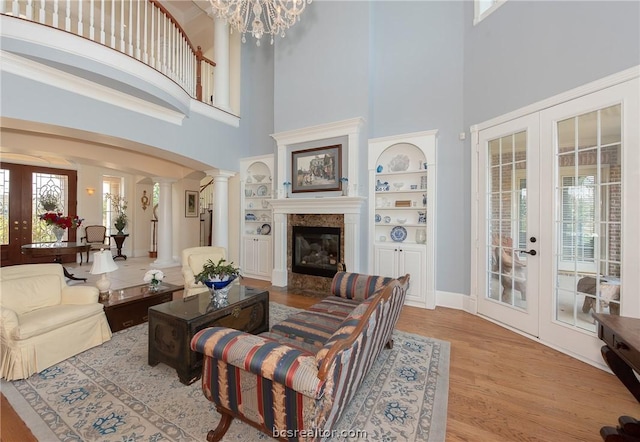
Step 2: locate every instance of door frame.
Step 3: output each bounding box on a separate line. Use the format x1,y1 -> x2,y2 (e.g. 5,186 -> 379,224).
470,66 -> 640,369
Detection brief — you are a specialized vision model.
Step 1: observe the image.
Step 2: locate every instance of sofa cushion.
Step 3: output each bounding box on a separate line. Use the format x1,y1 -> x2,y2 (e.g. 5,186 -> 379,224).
308,296 -> 361,318
0,275 -> 62,315
270,311 -> 345,348
14,303 -> 106,340
259,331 -> 320,354
314,297 -> 374,368
331,272 -> 393,301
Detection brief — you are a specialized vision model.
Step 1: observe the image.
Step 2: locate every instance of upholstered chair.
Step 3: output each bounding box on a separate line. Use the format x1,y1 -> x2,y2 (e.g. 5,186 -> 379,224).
81,225 -> 110,264
0,263 -> 112,380
181,246 -> 227,297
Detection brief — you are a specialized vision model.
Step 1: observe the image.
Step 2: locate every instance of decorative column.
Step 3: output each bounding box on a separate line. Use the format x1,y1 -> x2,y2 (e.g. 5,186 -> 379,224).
213,18 -> 230,112
206,169 -> 236,251
152,177 -> 178,268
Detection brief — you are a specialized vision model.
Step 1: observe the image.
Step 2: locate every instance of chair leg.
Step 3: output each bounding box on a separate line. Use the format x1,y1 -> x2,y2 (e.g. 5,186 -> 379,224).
207,408 -> 233,442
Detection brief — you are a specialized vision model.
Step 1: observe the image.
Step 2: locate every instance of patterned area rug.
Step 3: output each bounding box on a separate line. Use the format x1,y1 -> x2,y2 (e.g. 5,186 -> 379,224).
2,302 -> 450,441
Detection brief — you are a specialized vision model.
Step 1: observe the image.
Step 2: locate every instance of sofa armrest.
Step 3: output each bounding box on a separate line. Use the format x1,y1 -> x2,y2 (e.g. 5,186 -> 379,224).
1,306 -> 20,340
191,327 -> 323,398
61,286 -> 100,304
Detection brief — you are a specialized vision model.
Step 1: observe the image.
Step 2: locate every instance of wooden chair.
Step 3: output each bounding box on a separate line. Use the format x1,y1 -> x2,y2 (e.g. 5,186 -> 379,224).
80,225 -> 110,264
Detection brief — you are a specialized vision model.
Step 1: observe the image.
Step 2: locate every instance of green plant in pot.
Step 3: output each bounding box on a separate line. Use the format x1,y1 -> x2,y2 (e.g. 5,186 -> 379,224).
195,258 -> 242,291
106,193 -> 128,234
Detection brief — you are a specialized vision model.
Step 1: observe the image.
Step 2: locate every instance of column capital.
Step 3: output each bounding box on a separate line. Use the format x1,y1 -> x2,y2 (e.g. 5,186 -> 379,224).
205,169 -> 237,180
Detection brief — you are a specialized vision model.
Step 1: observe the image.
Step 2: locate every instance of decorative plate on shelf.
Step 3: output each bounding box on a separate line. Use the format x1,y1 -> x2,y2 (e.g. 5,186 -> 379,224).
261,223 -> 271,235
390,226 -> 407,242
256,185 -> 268,197
383,216 -> 391,224
388,154 -> 410,172
245,213 -> 257,221
375,214 -> 382,223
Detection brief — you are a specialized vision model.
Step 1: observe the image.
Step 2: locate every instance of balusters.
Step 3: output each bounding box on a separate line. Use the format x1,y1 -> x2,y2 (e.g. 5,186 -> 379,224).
64,0 -> 70,31
127,0 -> 133,56
109,0 -> 115,48
77,0 -> 82,36
99,0 -> 105,44
1,0 -> 214,107
135,0 -> 140,60
52,0 -> 57,28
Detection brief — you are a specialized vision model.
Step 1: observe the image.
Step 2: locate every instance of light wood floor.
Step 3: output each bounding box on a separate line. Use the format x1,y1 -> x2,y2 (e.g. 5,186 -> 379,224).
2,279 -> 639,441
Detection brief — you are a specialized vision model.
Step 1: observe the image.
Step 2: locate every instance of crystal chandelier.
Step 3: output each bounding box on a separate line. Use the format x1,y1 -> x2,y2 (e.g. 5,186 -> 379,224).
209,0 -> 311,46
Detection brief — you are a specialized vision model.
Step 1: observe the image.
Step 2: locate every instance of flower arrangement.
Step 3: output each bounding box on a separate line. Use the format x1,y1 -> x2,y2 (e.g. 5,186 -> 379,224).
39,212 -> 83,229
143,270 -> 164,286
105,193 -> 128,224
40,193 -> 60,212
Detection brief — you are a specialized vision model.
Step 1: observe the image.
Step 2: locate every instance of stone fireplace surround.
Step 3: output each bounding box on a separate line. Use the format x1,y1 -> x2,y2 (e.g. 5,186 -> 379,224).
268,197 -> 366,287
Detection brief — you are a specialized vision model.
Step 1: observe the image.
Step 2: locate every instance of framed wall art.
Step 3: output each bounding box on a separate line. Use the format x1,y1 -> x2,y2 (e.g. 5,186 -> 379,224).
185,190 -> 199,217
291,144 -> 342,193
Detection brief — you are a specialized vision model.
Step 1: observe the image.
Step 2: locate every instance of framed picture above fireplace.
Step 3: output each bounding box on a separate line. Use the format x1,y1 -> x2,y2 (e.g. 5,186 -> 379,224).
291,144 -> 342,193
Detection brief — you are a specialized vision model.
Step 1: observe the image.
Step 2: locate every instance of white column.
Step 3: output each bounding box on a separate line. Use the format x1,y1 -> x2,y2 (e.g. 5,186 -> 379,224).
213,18 -> 230,111
152,177 -> 178,268
206,169 -> 235,251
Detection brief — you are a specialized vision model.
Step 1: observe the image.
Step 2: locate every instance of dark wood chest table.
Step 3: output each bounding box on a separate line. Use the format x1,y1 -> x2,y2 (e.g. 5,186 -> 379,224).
593,313 -> 640,441
100,282 -> 183,332
148,285 -> 269,385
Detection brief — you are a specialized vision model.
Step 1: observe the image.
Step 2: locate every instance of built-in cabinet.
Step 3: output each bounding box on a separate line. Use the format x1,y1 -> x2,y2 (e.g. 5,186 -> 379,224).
240,155 -> 274,281
368,131 -> 437,308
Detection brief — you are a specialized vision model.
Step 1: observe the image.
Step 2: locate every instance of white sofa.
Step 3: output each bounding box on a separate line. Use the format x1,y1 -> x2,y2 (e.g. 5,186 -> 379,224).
0,263 -> 112,380
181,246 -> 226,297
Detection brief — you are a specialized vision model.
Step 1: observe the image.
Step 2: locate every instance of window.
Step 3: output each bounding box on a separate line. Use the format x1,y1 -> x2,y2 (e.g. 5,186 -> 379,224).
103,176 -> 123,235
474,0 -> 507,25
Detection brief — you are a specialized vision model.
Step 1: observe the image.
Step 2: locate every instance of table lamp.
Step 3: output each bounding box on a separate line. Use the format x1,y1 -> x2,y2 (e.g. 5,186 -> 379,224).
90,249 -> 118,299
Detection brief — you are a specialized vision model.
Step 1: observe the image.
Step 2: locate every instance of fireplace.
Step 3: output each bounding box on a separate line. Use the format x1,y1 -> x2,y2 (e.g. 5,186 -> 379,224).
292,226 -> 341,278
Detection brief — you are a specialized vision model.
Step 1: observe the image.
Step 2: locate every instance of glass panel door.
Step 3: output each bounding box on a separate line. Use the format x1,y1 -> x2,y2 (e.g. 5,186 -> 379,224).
477,114 -> 540,336
538,78 -> 639,366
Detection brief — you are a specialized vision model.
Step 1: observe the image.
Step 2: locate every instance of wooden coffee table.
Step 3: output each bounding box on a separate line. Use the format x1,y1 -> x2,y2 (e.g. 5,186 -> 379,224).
100,282 -> 183,332
148,285 -> 269,385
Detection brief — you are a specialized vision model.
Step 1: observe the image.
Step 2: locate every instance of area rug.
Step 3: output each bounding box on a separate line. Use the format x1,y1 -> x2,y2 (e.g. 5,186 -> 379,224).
2,302 -> 450,441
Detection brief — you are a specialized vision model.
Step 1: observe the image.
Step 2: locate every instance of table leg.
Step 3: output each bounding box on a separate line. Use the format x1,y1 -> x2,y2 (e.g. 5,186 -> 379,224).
53,255 -> 87,282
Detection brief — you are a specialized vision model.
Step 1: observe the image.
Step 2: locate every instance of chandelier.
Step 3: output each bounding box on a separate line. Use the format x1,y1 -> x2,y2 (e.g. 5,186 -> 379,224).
209,0 -> 311,45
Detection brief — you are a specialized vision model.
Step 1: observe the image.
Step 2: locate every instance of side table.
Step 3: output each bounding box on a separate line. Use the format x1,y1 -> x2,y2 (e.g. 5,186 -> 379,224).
110,234 -> 128,260
593,313 -> 640,441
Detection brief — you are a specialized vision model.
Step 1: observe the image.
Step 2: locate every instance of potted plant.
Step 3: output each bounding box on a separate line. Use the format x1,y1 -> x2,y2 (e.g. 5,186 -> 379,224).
40,193 -> 60,212
105,193 -> 128,234
194,258 -> 241,290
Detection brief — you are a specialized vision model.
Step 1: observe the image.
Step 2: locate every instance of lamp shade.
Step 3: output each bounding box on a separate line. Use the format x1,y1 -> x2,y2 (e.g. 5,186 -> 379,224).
90,249 -> 118,275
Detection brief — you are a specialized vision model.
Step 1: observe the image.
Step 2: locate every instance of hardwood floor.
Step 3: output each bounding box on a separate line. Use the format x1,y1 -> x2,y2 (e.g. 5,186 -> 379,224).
2,280 -> 639,441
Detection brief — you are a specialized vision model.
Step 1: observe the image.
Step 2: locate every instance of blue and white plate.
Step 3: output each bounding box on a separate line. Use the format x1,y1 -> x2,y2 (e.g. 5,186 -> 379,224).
375,214 -> 381,223
390,226 -> 407,242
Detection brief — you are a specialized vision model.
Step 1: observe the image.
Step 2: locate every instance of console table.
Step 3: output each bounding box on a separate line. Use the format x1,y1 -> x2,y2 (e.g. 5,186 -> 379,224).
593,313 -> 640,441
21,242 -> 90,281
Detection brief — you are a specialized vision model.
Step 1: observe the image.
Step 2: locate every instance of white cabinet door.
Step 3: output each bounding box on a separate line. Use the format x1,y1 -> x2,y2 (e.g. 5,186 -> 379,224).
242,237 -> 258,275
374,244 -> 399,278
375,244 -> 426,307
398,245 -> 425,307
255,236 -> 272,278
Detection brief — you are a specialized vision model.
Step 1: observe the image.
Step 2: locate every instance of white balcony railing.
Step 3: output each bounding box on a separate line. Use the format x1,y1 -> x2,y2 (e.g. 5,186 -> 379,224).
1,0 -> 216,105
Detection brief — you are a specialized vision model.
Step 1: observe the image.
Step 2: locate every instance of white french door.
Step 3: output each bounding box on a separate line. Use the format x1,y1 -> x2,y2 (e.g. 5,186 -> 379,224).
475,75 -> 640,367
476,114 -> 540,337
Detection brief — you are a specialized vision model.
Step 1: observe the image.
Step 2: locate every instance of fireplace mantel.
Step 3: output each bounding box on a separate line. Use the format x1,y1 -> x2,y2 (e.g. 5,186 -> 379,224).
269,196 -> 366,287
268,196 -> 366,214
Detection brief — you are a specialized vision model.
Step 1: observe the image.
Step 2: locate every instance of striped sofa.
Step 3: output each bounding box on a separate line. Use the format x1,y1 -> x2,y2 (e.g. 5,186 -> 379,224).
191,272 -> 410,441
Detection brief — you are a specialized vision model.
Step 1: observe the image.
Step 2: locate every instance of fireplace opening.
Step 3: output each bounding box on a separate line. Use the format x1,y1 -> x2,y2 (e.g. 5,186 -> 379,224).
292,226 -> 341,278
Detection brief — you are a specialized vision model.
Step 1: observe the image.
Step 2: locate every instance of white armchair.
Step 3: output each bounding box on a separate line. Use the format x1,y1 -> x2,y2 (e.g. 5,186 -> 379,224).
181,246 -> 227,297
0,263 -> 112,380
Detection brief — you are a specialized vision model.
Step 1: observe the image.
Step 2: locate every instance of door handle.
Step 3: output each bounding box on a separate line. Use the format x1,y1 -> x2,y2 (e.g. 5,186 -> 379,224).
517,249 -> 537,256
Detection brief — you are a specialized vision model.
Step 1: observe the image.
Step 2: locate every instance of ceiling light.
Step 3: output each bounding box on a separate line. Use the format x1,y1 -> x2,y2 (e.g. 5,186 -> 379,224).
209,0 -> 311,46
